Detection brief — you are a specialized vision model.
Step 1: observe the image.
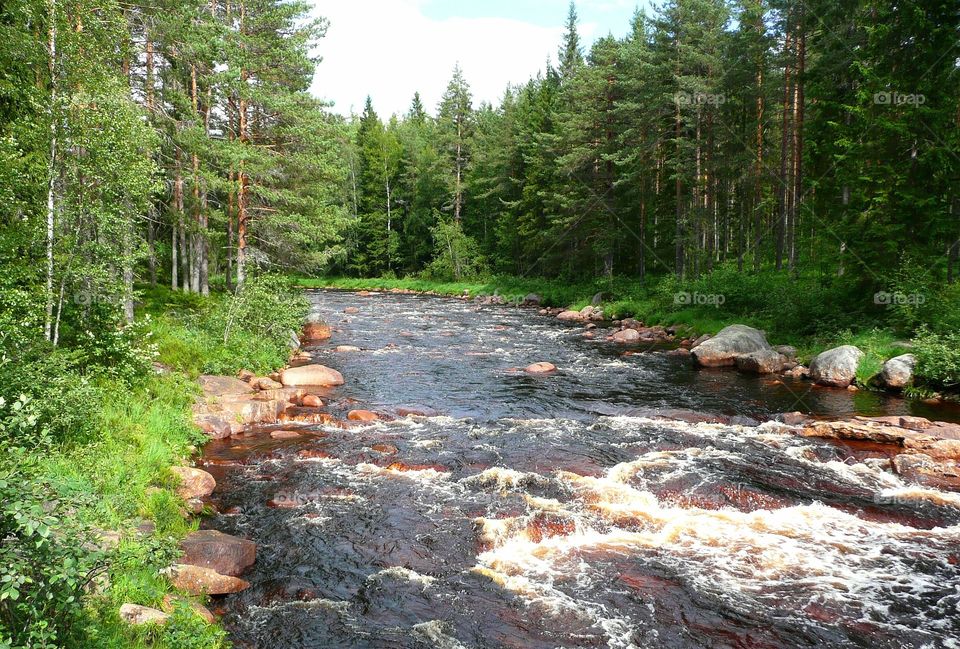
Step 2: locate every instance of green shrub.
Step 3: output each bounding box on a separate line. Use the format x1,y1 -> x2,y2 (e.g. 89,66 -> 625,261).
0,451 -> 104,648
912,328 -> 960,389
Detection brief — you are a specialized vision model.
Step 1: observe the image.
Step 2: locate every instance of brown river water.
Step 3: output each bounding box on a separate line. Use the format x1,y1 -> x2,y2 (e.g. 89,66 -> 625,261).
201,290 -> 960,649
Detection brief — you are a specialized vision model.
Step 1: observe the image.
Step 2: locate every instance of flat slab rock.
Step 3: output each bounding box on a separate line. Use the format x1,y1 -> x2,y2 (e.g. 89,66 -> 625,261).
198,375 -> 254,397
802,417 -> 960,459
179,529 -> 256,577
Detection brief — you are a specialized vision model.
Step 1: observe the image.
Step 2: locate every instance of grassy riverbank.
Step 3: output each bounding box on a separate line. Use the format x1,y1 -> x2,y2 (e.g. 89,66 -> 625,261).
299,272 -> 960,394
1,278 -> 307,648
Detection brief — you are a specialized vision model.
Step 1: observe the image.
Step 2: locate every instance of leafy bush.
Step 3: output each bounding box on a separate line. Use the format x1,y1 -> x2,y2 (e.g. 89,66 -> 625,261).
0,352 -> 103,448
424,217 -> 488,281
912,328 -> 960,389
0,451 -> 103,648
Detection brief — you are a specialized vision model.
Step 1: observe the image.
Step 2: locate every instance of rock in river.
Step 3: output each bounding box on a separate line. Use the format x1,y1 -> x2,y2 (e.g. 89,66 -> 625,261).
347,409 -> 380,422
809,345 -> 863,388
280,364 -> 345,387
736,349 -> 786,374
690,324 -> 771,367
179,529 -> 256,577
524,362 -> 557,374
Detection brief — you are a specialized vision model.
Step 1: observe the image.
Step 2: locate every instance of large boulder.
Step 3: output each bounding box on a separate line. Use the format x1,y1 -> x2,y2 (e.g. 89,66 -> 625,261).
690,325 -> 771,367
556,310 -> 584,322
809,345 -> 863,388
878,354 -> 916,389
170,467 -> 216,500
179,530 -> 256,577
609,328 -> 640,343
893,453 -> 960,491
193,414 -> 232,440
165,564 -> 250,596
736,349 -> 787,374
280,364 -> 344,387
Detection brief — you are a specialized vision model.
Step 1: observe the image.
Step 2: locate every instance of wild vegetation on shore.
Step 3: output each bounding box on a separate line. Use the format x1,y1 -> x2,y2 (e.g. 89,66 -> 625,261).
1,277 -> 305,647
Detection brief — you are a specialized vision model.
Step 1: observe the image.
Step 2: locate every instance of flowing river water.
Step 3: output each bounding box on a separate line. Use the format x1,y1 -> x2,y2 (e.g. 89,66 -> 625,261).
202,290 -> 960,649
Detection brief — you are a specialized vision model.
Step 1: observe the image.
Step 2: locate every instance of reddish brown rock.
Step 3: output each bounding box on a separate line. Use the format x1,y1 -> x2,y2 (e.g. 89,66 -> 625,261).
348,409 -> 379,423
237,369 -> 255,383
271,429 -> 302,440
302,322 -> 332,342
344,307 -> 360,314
556,310 -> 584,322
280,364 -> 344,387
893,453 -> 960,491
193,414 -> 232,440
371,443 -> 398,454
334,345 -> 361,352
166,564 -> 250,596
524,362 -> 557,374
171,467 -> 216,500
301,394 -> 324,408
609,329 -> 640,343
179,530 -> 256,577
255,377 -> 283,390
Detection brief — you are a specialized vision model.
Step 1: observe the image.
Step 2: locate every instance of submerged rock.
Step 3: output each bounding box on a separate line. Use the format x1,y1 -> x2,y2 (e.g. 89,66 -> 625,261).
809,345 -> 863,388
690,325 -> 771,367
524,362 -> 557,374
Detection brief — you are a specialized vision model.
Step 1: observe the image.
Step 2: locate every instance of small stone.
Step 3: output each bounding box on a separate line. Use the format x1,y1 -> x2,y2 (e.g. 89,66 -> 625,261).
271,429 -> 301,440
120,604 -> 170,626
301,394 -> 323,408
348,409 -> 379,422
524,362 -> 557,374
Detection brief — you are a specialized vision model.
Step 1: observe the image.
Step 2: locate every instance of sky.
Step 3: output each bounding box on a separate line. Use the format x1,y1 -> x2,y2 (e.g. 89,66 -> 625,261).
309,0 -> 647,118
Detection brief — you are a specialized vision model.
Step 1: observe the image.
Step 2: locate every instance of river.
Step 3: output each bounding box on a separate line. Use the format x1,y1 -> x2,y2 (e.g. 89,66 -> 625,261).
202,290 -> 960,649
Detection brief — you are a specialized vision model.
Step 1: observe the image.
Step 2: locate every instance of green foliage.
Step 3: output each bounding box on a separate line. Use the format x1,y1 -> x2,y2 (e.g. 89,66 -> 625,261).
424,217 -> 488,281
0,452 -> 104,649
913,328 -> 960,390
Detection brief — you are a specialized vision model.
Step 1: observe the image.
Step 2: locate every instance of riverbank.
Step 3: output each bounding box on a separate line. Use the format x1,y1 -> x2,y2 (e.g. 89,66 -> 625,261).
2,279 -> 306,648
296,275 -> 960,401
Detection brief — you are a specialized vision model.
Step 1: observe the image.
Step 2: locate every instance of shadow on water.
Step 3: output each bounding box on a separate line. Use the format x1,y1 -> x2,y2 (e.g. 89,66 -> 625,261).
205,290 -> 960,649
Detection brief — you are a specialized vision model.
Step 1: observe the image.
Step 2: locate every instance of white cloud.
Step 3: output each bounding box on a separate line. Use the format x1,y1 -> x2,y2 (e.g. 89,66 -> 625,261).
309,0 -> 565,118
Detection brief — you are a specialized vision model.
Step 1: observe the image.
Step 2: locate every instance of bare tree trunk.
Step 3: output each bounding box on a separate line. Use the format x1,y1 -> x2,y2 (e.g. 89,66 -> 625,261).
789,16 -> 805,275
236,0 -> 249,289
146,30 -> 157,286
44,0 -> 58,341
776,27 -> 794,272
